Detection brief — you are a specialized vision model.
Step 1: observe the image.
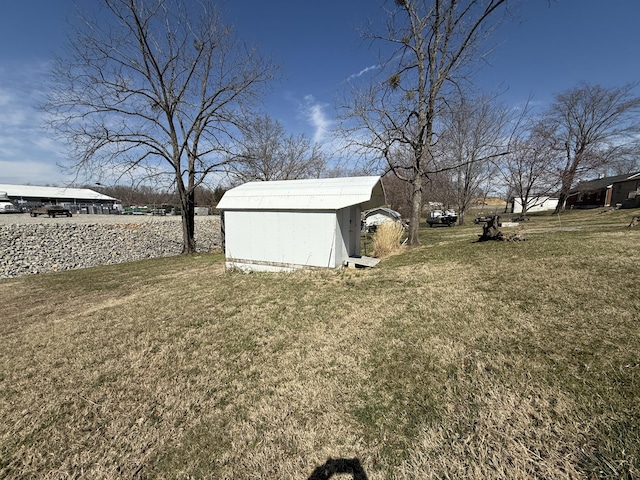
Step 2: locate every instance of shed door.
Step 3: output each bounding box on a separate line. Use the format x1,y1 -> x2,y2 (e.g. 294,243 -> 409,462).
339,206 -> 360,259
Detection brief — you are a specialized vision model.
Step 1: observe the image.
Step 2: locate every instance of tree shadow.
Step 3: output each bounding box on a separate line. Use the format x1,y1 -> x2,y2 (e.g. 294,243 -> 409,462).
307,457 -> 369,480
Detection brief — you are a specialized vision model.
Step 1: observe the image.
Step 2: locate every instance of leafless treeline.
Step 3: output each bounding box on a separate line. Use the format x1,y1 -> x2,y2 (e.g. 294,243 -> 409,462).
379,82 -> 640,223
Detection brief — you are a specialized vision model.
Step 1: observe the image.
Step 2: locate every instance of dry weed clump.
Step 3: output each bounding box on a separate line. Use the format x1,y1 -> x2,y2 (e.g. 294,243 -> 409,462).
372,221 -> 405,258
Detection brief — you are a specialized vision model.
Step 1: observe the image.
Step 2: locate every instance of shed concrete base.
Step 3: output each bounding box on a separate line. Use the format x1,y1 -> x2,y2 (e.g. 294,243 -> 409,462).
346,256 -> 380,268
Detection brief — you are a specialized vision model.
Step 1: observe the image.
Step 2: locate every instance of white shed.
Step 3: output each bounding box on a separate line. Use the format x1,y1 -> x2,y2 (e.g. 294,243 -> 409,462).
216,176 -> 385,272
363,207 -> 402,232
512,196 -> 559,214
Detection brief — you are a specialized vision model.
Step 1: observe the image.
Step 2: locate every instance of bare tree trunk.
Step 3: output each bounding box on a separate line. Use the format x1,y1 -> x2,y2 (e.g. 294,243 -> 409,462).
408,174 -> 423,245
176,171 -> 196,253
554,152 -> 575,214
553,191 -> 567,214
554,162 -> 578,214
180,189 -> 196,254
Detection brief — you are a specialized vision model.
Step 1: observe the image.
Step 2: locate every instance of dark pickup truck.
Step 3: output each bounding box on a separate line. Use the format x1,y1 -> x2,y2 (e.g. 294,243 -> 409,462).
30,205 -> 73,218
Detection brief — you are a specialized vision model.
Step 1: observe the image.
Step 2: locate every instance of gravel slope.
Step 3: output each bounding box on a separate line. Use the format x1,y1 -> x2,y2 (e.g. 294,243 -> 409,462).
0,214 -> 221,278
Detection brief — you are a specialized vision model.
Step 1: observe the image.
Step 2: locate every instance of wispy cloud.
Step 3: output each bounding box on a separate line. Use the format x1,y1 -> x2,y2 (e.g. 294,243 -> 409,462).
0,159 -> 74,186
0,61 -> 71,185
346,64 -> 380,82
301,95 -> 333,144
297,94 -> 373,174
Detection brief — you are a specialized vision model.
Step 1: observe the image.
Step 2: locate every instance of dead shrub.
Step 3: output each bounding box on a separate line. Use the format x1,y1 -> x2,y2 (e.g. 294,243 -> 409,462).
371,221 -> 404,258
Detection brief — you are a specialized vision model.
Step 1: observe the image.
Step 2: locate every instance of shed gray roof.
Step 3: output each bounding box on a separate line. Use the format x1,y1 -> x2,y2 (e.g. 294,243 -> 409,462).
0,184 -> 118,202
217,176 -> 385,211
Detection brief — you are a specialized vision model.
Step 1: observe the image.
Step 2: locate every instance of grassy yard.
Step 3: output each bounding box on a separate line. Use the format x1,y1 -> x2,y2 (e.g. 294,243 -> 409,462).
1,208 -> 639,479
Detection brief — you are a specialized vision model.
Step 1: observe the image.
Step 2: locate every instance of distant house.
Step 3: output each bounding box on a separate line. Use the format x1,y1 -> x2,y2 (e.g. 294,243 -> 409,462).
566,172 -> 640,209
362,207 -> 402,232
512,196 -> 559,214
216,176 -> 385,272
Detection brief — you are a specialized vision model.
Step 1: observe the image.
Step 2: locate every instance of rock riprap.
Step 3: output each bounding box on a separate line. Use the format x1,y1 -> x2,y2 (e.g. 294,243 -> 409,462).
0,216 -> 221,278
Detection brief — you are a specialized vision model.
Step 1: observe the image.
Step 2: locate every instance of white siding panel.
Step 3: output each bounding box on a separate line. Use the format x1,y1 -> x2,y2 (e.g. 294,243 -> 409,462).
224,210 -> 339,269
513,197 -> 559,213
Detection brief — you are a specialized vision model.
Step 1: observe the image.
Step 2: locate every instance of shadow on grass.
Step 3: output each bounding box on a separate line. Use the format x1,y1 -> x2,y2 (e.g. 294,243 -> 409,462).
307,457 -> 369,480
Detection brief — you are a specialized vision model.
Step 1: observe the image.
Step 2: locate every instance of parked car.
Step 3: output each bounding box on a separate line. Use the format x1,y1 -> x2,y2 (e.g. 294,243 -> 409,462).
123,206 -> 150,215
0,191 -> 19,213
426,209 -> 457,227
30,205 -> 73,218
0,201 -> 18,213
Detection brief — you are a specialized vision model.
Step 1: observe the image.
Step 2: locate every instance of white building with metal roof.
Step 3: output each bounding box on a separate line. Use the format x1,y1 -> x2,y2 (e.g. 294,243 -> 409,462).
0,184 -> 119,213
217,176 -> 385,272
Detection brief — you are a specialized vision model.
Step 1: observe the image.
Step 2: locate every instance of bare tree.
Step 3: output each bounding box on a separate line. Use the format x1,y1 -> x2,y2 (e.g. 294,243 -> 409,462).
543,83 -> 640,214
439,94 -> 510,224
424,171 -> 455,209
499,124 -> 560,216
339,0 -> 509,245
609,153 -> 640,176
381,172 -> 413,217
226,115 -> 326,183
91,183 -> 170,207
44,0 -> 277,252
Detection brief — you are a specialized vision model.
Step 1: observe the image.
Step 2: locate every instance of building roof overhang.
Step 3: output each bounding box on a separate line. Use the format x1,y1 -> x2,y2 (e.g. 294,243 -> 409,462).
217,176 -> 385,211
0,184 -> 118,202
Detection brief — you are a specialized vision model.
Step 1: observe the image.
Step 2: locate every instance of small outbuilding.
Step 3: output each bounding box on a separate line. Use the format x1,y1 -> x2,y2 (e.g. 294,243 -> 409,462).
362,207 -> 402,232
216,176 -> 385,272
512,196 -> 559,214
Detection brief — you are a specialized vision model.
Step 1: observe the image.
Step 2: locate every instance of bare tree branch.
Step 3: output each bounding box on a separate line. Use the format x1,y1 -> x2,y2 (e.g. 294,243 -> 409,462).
339,0 -> 509,245
437,93 -> 512,224
225,115 -> 327,183
43,0 -> 278,252
542,82 -> 640,213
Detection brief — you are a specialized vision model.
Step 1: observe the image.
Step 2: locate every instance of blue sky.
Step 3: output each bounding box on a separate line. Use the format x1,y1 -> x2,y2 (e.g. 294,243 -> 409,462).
1,0 -> 639,186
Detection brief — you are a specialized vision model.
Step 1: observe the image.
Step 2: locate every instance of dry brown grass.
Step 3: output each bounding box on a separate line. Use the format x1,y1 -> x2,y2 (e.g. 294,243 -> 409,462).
473,196 -> 506,207
1,209 -> 639,479
371,221 -> 405,258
